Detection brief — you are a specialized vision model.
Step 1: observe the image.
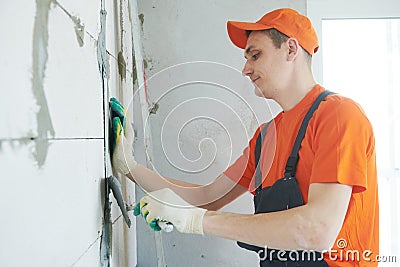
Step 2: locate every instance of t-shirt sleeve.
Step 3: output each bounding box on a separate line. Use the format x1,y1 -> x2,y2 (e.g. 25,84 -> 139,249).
223,126 -> 261,191
310,98 -> 375,193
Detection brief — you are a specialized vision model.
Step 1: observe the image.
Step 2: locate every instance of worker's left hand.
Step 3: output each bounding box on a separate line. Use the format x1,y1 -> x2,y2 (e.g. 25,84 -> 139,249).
109,97 -> 137,175
139,188 -> 207,235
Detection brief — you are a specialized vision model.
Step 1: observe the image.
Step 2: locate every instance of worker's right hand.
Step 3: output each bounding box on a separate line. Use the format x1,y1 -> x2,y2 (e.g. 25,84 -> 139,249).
139,188 -> 206,235
110,98 -> 137,175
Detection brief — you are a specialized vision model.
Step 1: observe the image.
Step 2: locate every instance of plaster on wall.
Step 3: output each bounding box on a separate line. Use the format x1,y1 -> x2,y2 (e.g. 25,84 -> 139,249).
72,16 -> 85,47
138,13 -> 144,29
53,1 -> 85,47
136,13 -> 157,74
117,51 -> 127,80
116,0 -> 127,81
97,9 -> 108,79
31,0 -> 56,167
127,2 -> 138,86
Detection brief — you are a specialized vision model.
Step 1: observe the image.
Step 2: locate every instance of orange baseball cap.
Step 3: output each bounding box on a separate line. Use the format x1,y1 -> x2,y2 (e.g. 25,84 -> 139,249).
227,8 -> 319,55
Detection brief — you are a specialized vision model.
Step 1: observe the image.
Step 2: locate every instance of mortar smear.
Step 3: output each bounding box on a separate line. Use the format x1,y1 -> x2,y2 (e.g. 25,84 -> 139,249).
31,0 -> 56,168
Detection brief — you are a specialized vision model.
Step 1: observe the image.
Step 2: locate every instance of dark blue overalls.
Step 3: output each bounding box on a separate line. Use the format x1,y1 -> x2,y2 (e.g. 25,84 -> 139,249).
237,91 -> 333,266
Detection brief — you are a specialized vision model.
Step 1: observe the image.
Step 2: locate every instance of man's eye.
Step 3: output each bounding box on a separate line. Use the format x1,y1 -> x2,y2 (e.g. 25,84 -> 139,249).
252,53 -> 259,60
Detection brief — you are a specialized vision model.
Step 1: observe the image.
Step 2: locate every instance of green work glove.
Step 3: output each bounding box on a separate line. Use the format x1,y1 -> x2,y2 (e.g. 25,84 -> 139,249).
139,188 -> 206,234
109,97 -> 137,175
109,97 -> 127,155
133,202 -> 162,231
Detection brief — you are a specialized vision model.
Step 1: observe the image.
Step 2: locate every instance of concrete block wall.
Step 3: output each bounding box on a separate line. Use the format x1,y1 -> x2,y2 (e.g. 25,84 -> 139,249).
0,0 -> 136,266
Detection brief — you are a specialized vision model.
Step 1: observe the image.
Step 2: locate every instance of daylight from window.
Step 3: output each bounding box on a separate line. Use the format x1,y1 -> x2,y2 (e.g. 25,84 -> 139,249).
323,18 -> 400,262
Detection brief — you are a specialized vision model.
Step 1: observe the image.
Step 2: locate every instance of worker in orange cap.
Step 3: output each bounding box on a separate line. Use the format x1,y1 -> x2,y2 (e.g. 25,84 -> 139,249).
111,8 -> 379,267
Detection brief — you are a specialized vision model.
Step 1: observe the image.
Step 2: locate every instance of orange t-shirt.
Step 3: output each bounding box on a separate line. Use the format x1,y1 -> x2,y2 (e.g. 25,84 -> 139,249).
224,85 -> 379,266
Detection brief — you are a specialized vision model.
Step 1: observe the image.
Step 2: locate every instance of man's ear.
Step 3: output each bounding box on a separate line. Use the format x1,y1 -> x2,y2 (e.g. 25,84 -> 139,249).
287,38 -> 300,61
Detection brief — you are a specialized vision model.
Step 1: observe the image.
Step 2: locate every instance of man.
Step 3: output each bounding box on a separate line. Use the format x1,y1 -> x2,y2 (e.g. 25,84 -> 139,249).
112,8 -> 379,266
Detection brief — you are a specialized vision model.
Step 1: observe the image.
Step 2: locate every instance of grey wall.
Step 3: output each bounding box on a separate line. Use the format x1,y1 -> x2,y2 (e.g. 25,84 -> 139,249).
135,1 -> 306,266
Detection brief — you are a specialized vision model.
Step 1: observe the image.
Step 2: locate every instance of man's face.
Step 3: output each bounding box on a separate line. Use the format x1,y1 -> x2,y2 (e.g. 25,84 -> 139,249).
242,31 -> 289,99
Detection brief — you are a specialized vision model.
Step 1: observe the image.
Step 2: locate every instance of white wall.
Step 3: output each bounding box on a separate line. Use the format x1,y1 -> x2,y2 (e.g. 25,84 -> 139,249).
135,1 -> 305,266
0,0 -> 136,266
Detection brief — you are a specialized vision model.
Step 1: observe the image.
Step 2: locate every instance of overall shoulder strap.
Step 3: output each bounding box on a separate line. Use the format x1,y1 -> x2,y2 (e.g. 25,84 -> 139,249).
254,121 -> 272,194
284,90 -> 334,178
253,90 -> 334,192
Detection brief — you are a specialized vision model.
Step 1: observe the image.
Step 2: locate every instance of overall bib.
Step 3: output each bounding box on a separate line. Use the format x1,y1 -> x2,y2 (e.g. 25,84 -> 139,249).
237,91 -> 334,267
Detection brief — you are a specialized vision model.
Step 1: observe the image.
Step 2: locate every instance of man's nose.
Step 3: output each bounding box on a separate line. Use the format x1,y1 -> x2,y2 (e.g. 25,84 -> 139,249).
242,61 -> 253,77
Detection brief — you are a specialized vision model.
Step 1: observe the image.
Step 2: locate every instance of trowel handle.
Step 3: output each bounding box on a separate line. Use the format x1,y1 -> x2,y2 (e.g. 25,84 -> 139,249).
158,221 -> 174,232
127,202 -> 174,232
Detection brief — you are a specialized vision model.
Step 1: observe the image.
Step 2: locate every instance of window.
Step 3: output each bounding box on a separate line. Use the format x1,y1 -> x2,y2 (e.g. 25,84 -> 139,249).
322,18 -> 400,260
